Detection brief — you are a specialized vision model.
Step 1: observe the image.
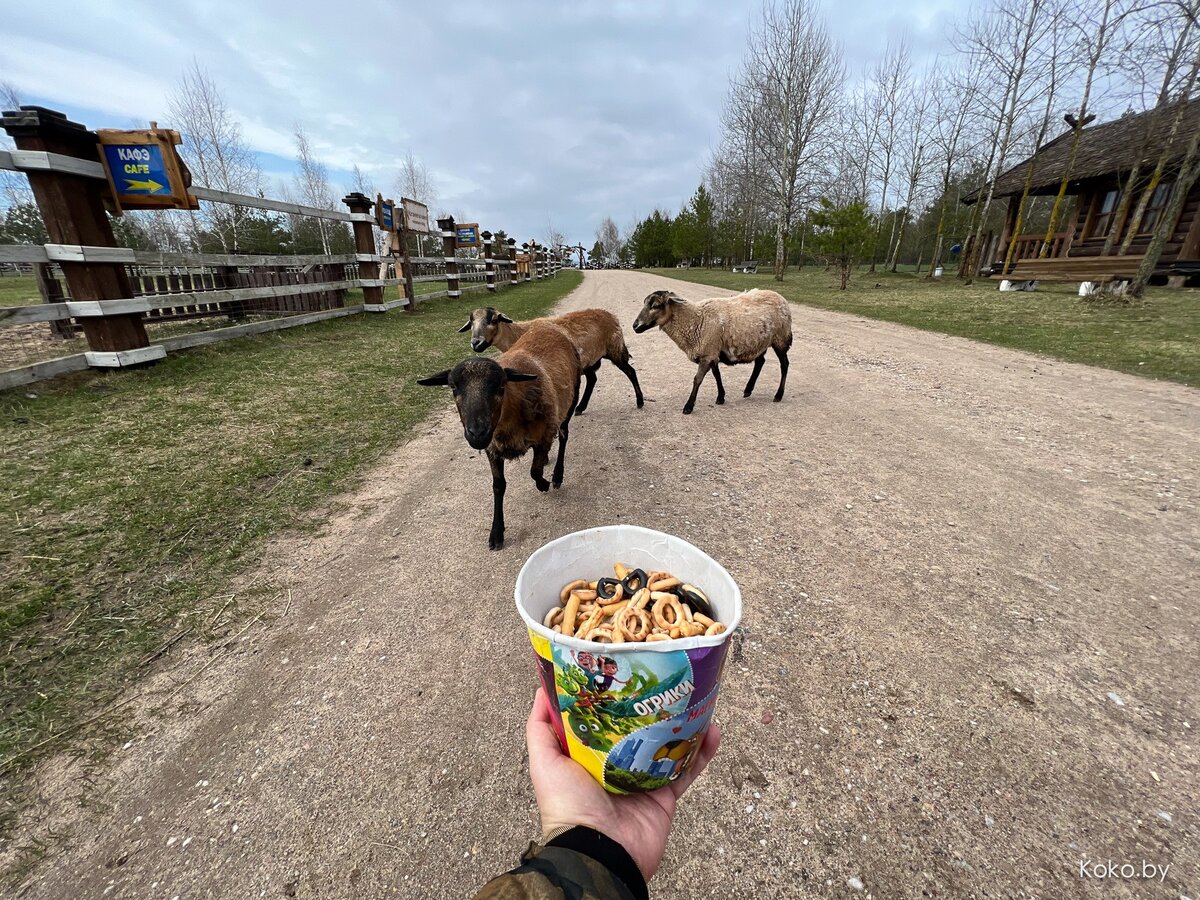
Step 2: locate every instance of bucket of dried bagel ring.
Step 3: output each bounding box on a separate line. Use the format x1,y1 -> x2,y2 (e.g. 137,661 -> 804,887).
515,524 -> 741,793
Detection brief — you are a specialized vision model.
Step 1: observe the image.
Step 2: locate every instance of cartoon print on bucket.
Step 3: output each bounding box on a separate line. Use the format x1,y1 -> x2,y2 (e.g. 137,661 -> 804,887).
551,644 -> 694,753
604,685 -> 719,792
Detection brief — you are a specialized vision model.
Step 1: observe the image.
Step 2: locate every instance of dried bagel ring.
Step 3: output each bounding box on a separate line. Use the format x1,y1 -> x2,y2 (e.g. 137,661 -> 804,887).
560,580 -> 589,604
543,606 -> 564,628
614,562 -> 629,580
646,633 -> 670,642
585,625 -> 615,643
616,606 -> 650,641
648,576 -> 681,593
630,588 -> 652,610
651,593 -> 685,631
578,604 -> 606,638
704,622 -> 727,636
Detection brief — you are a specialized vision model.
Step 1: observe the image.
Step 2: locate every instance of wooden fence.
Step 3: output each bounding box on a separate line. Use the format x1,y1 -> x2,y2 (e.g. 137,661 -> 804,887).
0,106 -> 567,390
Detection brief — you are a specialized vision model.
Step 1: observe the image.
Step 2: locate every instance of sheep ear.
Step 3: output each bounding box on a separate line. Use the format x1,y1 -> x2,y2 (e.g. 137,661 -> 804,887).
495,312 -> 514,323
503,368 -> 538,382
457,319 -> 472,333
416,370 -> 451,386
667,292 -> 684,304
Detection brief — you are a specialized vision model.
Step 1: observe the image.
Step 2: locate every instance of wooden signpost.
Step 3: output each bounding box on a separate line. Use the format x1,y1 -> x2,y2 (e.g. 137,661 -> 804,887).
402,198 -> 430,234
96,125 -> 198,212
455,222 -> 480,249
375,194 -> 397,232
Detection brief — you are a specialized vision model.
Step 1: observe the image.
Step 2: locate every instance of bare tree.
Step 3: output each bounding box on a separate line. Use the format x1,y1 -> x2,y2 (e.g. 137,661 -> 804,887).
1001,5 -> 1071,272
349,164 -> 374,197
167,60 -> 262,251
292,125 -> 337,255
1040,0 -> 1123,255
396,151 -> 437,207
724,0 -> 843,280
596,217 -> 622,264
867,39 -> 911,272
0,80 -> 31,211
956,0 -> 1052,279
887,66 -> 935,271
1104,0 -> 1199,252
926,56 -> 983,275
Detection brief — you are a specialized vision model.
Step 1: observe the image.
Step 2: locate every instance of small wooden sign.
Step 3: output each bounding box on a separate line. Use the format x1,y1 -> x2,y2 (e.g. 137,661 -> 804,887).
402,197 -> 430,234
376,194 -> 397,231
455,222 -> 480,248
96,127 -> 198,212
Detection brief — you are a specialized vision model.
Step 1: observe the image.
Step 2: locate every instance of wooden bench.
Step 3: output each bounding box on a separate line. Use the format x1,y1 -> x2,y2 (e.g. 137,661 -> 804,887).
1004,254 -> 1145,285
732,260 -> 759,274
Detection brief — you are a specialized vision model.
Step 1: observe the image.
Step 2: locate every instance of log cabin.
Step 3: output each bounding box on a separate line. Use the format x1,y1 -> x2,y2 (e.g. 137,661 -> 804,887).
964,98 -> 1200,287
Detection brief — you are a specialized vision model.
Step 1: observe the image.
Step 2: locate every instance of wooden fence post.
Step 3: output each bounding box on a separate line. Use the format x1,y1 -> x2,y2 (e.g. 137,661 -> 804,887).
507,238 -> 518,286
439,216 -> 460,297
342,192 -> 384,311
482,230 -> 496,292
1,106 -> 153,358
397,223 -> 417,312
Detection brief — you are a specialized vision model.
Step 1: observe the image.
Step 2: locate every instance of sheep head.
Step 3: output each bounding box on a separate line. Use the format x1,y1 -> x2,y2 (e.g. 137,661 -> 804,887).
417,357 -> 537,450
458,307 -> 514,352
632,290 -> 681,333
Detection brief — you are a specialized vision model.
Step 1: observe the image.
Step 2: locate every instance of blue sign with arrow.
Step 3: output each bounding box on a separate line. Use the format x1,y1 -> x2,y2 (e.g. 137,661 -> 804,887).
102,143 -> 172,196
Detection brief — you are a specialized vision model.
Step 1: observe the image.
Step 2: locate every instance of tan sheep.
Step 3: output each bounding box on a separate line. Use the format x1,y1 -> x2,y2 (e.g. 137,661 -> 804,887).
632,288 -> 792,414
458,307 -> 643,413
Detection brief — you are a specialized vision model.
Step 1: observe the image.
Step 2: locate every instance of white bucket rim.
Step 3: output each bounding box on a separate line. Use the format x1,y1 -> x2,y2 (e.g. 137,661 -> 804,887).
514,524 -> 742,653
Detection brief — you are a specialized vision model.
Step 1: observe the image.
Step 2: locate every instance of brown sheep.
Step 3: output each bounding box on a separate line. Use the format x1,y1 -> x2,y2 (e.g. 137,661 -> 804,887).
632,288 -> 792,414
418,323 -> 582,550
458,307 -> 643,413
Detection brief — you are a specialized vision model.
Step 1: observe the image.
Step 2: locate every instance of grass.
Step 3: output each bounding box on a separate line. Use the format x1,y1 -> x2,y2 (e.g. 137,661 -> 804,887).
0,269 -> 581,842
0,275 -> 40,309
649,266 -> 1200,387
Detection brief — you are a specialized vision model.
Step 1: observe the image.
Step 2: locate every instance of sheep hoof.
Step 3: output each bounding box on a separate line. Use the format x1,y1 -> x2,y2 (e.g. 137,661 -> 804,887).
716,396 -> 725,405
535,478 -> 551,492
773,395 -> 784,402
489,533 -> 505,551
682,404 -> 694,415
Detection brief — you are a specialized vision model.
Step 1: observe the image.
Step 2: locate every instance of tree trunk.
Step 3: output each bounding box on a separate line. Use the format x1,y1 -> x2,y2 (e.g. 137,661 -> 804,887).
774,220 -> 787,281
1130,123 -> 1200,297
1121,51 -> 1200,254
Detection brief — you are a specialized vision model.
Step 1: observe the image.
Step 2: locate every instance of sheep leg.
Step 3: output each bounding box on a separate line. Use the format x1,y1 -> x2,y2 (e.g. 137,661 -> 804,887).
530,445 -> 552,493
710,362 -> 725,405
575,363 -> 600,415
773,345 -> 790,402
552,384 -> 579,488
682,361 -> 711,415
488,451 -> 507,551
743,354 -> 766,397
611,350 -> 644,408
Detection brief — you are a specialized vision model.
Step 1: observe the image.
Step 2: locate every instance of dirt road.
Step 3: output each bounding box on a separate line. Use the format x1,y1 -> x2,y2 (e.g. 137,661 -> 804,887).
10,271 -> 1198,899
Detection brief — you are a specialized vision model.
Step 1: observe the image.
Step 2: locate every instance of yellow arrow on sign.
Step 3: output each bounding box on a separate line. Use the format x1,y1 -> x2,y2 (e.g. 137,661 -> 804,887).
124,178 -> 164,192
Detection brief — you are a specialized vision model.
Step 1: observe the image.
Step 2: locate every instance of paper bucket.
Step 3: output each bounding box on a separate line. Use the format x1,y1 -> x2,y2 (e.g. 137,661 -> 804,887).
515,525 -> 741,793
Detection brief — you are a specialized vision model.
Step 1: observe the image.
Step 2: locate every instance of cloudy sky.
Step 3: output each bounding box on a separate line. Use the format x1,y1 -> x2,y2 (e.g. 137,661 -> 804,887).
3,0 -> 956,244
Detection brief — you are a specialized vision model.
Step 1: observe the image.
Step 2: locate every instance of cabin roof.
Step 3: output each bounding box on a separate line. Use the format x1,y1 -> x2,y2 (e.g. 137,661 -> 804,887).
964,97 -> 1200,203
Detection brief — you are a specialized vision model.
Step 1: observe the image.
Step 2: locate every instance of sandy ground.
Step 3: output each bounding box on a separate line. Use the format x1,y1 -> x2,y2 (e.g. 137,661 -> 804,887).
8,270 -> 1198,899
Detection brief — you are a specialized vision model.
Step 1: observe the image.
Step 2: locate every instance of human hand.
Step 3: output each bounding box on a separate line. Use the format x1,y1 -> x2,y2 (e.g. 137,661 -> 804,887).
525,687 -> 722,880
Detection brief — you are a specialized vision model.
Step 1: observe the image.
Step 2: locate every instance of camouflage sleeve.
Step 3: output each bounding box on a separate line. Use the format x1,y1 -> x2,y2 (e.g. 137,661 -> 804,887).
472,827 -> 648,900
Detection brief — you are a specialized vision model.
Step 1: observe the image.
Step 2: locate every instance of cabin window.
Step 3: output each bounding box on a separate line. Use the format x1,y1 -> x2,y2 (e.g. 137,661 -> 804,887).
1091,190 -> 1119,237
1138,181 -> 1173,233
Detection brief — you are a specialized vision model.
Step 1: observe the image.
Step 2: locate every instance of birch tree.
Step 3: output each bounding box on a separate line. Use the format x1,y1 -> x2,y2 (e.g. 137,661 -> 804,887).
957,0 -> 1051,279
1104,1 -> 1198,252
724,0 -> 843,280
292,125 -> 337,255
887,68 -> 934,271
1039,0 -> 1122,255
867,40 -> 911,272
926,58 -> 983,275
167,60 -> 262,252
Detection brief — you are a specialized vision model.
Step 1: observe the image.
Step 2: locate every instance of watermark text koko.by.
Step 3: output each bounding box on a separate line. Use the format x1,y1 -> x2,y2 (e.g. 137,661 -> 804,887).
1078,858 -> 1171,883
